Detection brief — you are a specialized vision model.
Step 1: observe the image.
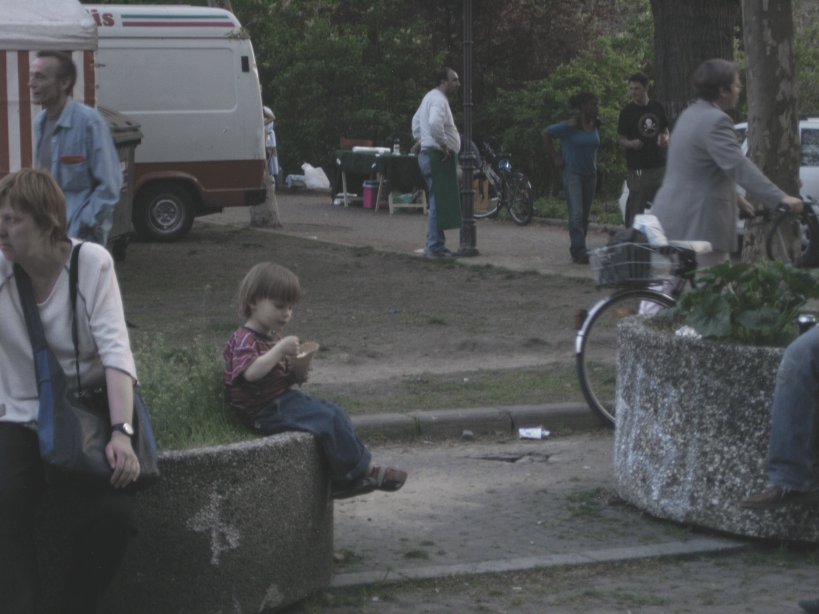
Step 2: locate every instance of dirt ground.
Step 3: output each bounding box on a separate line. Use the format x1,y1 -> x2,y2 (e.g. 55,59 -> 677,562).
116,221 -> 598,391
117,220 -> 819,613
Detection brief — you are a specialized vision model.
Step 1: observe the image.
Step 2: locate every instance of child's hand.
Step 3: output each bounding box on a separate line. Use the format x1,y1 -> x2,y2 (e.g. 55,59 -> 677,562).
276,335 -> 300,357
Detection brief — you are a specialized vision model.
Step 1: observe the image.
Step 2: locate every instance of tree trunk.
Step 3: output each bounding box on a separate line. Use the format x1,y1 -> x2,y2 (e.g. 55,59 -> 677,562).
740,0 -> 799,262
250,174 -> 283,228
650,0 -> 741,126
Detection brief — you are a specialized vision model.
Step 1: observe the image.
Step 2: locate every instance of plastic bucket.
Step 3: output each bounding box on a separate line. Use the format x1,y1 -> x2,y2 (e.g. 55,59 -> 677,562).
362,180 -> 379,209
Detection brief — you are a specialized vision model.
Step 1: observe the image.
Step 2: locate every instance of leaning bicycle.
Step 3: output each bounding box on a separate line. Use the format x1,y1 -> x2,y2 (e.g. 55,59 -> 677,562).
473,142 -> 534,225
575,240 -> 711,426
765,196 -> 819,268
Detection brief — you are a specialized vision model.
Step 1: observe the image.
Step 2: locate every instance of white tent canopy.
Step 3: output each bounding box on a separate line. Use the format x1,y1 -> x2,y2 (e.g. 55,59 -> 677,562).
0,0 -> 96,50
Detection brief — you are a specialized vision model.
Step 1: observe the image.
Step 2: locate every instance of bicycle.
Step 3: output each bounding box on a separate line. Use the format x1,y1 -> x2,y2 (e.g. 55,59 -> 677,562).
473,142 -> 534,225
575,239 -> 711,426
765,196 -> 819,267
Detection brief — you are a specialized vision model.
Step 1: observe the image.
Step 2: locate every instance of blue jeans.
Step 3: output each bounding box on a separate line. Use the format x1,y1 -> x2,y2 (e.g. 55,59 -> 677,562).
418,150 -> 446,254
767,326 -> 819,491
563,170 -> 595,259
253,389 -> 372,487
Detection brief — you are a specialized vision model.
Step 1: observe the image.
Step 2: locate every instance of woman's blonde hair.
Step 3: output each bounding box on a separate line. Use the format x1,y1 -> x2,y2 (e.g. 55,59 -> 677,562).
238,262 -> 302,318
0,168 -> 67,245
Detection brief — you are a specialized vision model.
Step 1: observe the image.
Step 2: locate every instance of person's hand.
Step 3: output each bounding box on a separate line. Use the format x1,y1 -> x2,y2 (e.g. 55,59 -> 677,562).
780,195 -> 804,214
276,335 -> 300,358
552,153 -> 564,169
410,141 -> 421,155
737,194 -> 756,219
106,433 -> 140,489
630,139 -> 645,150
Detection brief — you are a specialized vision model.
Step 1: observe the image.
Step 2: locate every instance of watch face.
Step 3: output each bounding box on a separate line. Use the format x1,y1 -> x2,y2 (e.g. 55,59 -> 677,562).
114,422 -> 135,436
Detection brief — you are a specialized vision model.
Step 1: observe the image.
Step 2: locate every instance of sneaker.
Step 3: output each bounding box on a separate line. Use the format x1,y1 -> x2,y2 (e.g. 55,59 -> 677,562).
424,249 -> 452,259
572,252 -> 589,265
740,484 -> 806,510
799,598 -> 819,613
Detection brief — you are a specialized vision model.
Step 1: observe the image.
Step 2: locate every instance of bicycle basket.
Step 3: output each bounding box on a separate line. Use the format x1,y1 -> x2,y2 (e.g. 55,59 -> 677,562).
590,243 -> 673,288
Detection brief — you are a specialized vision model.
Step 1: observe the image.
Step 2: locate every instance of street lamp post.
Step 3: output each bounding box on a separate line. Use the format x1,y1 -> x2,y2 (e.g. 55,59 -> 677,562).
458,0 -> 478,256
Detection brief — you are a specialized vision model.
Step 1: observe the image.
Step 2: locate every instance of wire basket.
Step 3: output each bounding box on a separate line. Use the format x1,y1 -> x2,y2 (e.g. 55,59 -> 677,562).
590,242 -> 674,288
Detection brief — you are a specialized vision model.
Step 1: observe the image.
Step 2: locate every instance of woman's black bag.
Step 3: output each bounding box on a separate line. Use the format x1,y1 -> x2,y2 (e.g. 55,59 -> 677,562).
15,243 -> 159,490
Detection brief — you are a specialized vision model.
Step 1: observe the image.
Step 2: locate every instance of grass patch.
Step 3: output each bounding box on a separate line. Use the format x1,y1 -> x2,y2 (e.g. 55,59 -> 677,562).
534,195 -> 623,226
135,337 -> 583,449
133,333 -> 249,450
308,364 -> 583,416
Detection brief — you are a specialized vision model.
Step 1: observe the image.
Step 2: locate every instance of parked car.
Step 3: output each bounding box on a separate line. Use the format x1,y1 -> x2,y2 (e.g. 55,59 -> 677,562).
735,118 -> 819,201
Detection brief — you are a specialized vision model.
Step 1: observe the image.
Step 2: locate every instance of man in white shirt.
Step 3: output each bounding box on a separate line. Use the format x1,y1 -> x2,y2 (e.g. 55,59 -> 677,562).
411,67 -> 462,258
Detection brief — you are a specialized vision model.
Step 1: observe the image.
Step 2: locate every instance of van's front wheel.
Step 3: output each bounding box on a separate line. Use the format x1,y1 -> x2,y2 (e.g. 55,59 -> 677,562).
134,183 -> 196,241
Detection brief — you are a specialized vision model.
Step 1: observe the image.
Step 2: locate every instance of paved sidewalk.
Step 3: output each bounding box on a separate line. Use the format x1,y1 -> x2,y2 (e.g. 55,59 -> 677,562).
331,431 -> 746,589
201,190 -> 613,279
200,194 -> 768,603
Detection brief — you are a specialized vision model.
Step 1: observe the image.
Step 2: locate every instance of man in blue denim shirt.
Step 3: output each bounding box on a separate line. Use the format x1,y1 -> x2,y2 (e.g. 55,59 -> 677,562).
30,51 -> 122,245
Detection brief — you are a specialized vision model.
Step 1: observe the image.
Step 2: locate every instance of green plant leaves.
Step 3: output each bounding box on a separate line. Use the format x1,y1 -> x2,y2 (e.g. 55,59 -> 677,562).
667,260 -> 819,346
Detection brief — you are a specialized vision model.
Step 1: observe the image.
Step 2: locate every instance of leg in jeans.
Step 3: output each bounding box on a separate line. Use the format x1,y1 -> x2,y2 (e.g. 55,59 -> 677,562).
0,424 -> 43,614
581,172 -> 596,238
563,170 -> 586,260
418,150 -> 446,254
767,326 -> 819,491
253,388 -> 372,487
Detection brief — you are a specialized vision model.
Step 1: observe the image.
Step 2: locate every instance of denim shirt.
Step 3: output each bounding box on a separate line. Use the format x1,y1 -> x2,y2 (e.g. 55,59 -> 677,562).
34,100 -> 123,244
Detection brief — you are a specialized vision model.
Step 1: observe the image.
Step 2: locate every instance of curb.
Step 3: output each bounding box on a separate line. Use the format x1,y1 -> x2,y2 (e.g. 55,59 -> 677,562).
351,402 -> 605,441
330,537 -> 748,589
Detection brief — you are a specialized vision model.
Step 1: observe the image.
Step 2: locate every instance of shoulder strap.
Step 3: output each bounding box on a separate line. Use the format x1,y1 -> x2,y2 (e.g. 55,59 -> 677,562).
14,263 -> 47,352
14,244 -> 85,390
69,243 -> 84,392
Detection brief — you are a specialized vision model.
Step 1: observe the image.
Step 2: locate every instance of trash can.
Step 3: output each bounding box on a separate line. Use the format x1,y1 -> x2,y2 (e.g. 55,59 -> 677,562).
99,106 -> 143,261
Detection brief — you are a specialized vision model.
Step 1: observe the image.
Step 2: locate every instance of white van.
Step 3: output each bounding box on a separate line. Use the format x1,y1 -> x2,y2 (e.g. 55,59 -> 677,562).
86,4 -> 267,240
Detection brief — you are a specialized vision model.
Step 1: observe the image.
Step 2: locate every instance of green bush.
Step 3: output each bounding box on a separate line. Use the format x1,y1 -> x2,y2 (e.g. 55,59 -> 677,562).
133,334 -> 250,450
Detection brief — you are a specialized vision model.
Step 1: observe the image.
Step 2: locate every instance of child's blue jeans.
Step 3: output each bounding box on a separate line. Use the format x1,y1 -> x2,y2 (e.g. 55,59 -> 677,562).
252,388 -> 372,487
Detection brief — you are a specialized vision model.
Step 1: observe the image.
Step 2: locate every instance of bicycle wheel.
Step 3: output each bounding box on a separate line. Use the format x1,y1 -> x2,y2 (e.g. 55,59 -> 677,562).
507,172 -> 534,225
766,211 -> 819,267
576,289 -> 675,426
473,175 -> 501,219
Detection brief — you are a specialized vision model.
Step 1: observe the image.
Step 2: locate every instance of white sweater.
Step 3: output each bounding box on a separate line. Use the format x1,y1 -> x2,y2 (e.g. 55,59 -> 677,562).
411,88 -> 461,153
0,240 -> 137,424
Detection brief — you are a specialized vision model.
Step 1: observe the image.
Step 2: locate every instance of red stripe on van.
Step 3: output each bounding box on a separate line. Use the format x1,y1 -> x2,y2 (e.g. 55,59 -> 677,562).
17,50 -> 32,169
122,21 -> 234,28
0,53 -> 9,175
134,159 -> 266,209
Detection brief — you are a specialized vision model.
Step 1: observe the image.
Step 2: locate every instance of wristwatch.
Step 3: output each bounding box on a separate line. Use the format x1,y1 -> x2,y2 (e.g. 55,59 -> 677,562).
111,422 -> 135,437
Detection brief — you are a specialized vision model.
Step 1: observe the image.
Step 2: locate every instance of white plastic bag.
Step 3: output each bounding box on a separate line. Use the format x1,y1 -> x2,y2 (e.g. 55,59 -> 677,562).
632,213 -> 668,246
618,181 -> 629,223
301,163 -> 331,191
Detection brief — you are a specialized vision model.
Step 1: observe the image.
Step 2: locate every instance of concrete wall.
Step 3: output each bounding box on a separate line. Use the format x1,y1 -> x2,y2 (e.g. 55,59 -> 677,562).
614,318 -> 819,542
94,431 -> 334,613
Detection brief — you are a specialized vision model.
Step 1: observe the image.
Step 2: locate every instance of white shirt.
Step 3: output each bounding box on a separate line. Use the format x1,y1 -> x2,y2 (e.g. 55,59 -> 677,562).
0,240 -> 137,423
412,88 -> 461,153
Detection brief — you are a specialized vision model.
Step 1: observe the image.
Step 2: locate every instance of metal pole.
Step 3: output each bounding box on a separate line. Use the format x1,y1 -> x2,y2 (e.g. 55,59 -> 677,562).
458,0 -> 478,256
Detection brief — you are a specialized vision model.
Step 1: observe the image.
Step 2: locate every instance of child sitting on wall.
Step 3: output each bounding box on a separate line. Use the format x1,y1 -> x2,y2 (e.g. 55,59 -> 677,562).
223,262 -> 407,499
